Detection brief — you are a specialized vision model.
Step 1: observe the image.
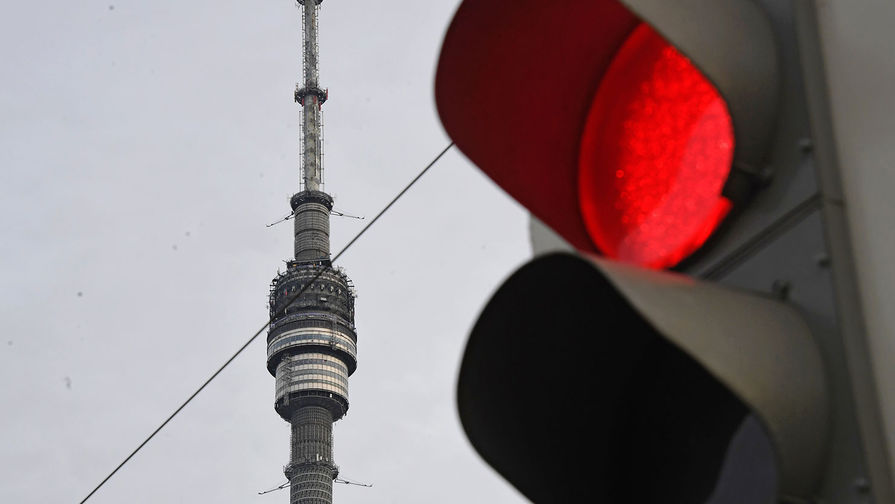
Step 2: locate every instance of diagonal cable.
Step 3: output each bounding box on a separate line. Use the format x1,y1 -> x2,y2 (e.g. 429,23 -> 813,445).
78,142 -> 453,504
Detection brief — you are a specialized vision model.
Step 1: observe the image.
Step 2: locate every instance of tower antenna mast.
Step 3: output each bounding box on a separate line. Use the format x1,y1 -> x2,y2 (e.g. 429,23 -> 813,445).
295,0 -> 327,192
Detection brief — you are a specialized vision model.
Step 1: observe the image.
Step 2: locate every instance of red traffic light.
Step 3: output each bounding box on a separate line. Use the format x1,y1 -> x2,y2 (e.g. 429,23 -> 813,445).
579,23 -> 734,269
436,0 -> 777,269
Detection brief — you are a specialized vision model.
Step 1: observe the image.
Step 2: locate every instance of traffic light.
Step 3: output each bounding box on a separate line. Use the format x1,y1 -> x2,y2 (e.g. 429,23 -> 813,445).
434,0 -> 894,502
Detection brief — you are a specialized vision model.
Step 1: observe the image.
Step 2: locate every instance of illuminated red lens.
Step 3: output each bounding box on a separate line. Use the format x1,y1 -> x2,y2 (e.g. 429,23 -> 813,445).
578,23 -> 734,269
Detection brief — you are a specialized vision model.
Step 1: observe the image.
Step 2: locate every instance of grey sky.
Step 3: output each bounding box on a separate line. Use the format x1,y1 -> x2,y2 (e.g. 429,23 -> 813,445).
0,1 -> 531,502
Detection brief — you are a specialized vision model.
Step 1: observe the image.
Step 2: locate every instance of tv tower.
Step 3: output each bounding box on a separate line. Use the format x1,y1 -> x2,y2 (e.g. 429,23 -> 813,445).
266,1 -> 357,503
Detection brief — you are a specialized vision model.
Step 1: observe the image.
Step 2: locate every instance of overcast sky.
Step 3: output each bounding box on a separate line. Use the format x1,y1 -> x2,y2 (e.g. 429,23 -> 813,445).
0,1 -> 533,502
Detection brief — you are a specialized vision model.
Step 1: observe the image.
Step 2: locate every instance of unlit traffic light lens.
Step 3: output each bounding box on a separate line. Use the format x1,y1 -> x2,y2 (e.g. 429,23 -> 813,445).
578,23 -> 734,269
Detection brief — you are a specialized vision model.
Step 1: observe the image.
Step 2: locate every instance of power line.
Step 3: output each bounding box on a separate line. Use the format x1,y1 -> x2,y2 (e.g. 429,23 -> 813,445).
77,142 -> 454,504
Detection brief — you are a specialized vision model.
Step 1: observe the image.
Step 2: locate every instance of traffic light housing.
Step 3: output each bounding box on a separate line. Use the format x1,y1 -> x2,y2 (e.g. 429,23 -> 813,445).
435,0 -> 893,502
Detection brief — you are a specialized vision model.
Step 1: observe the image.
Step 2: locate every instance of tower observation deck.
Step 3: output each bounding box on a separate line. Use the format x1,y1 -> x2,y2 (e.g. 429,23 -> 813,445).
266,2 -> 357,503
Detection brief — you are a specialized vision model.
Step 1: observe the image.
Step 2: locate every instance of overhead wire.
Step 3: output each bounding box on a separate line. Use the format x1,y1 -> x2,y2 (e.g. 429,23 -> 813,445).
258,475 -> 373,496
258,481 -> 292,495
335,476 -> 373,487
77,141 -> 454,504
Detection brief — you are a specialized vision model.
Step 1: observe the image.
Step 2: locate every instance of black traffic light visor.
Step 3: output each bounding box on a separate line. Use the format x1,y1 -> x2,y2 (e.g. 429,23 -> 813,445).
457,252 -> 828,502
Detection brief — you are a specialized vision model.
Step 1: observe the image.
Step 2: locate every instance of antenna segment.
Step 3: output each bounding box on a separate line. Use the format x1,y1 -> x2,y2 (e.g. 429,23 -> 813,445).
295,0 -> 327,192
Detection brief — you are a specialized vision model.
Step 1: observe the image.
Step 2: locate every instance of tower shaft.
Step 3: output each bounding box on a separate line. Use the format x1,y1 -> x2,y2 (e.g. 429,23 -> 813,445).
287,407 -> 336,504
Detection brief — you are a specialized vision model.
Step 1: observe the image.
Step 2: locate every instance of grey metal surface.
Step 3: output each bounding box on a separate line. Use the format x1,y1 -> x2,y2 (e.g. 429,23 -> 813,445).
679,1 -> 879,501
715,209 -> 869,503
795,1 -> 895,500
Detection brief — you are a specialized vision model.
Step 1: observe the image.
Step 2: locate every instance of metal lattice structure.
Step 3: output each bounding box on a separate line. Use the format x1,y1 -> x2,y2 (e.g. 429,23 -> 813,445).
267,2 -> 356,503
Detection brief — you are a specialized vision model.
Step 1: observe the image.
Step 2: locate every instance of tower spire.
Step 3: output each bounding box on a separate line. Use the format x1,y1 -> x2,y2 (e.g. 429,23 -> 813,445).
295,0 -> 327,192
